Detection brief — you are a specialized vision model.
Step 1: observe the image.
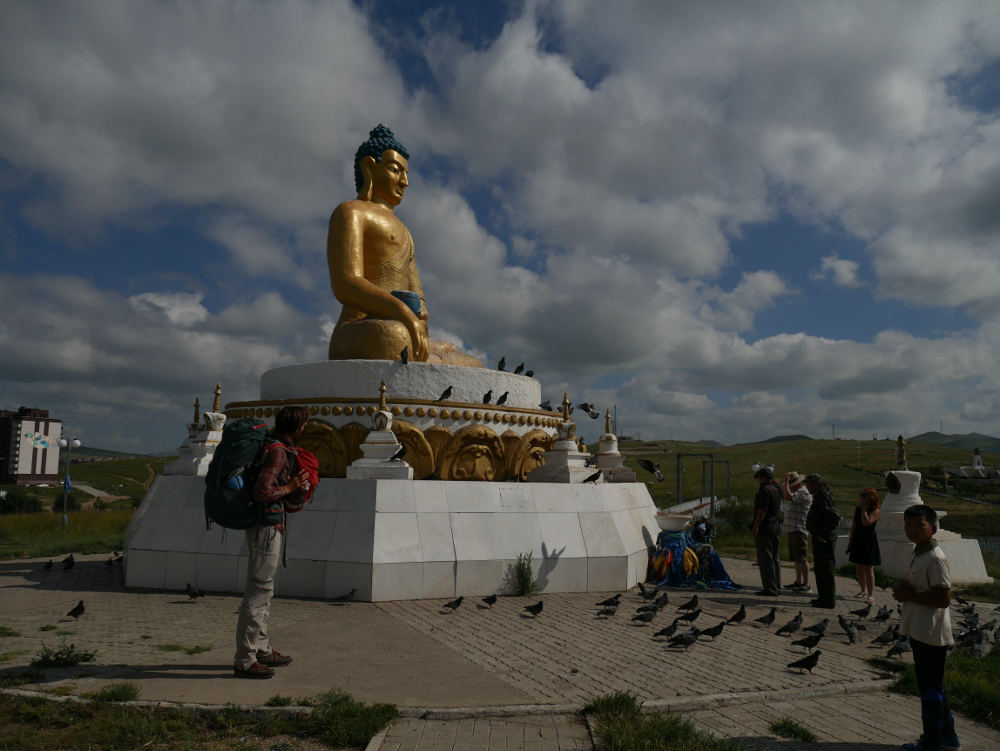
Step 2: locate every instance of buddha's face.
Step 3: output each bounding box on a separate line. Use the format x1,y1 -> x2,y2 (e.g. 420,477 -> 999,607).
366,149 -> 408,206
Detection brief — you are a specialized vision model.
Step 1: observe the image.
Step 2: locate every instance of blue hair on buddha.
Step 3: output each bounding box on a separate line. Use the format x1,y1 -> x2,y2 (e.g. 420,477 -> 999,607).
354,124 -> 409,193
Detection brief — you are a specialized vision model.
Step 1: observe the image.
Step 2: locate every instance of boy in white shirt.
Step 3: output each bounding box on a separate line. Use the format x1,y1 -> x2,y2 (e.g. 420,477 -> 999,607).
892,505 -> 959,751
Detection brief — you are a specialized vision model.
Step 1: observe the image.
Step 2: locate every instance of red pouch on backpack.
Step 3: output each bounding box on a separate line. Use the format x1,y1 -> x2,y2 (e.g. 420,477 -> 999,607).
284,447 -> 319,513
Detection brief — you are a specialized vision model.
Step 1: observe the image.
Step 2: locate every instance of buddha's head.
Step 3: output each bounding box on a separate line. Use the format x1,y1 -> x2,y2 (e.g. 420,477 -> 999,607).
354,124 -> 410,205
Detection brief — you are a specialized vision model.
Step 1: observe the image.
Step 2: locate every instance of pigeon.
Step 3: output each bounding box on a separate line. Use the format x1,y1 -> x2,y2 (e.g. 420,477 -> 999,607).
631,611 -> 657,625
653,619 -> 682,638
596,604 -> 618,618
524,370 -> 534,378
849,603 -> 872,619
62,554 -> 75,570
424,466 -> 441,480
435,386 -> 453,402
637,459 -> 665,482
787,650 -> 821,673
587,408 -> 600,419
583,470 -> 602,484
482,594 -> 498,609
678,608 -> 702,623
844,620 -> 860,644
638,582 -> 657,600
873,605 -> 892,623
960,612 -> 980,630
792,632 -> 824,651
969,631 -> 990,659
727,605 -> 747,625
331,588 -> 357,602
390,445 -> 407,461
653,593 -> 670,609
754,607 -> 777,626
596,593 -> 622,607
539,400 -> 552,411
803,618 -> 829,635
497,357 -> 506,371
104,558 -> 113,569
701,621 -> 726,641
585,455 -> 598,468
776,612 -> 804,637
400,346 -> 408,364
483,390 -> 493,404
514,363 -> 524,375
887,638 -> 911,658
636,603 -> 661,614
524,601 -> 543,618
678,595 -> 699,611
185,582 -> 202,600
496,392 -> 508,406
443,596 -> 464,613
668,630 -> 700,650
872,625 -> 901,646
43,560 -> 53,570
67,600 -> 85,620
955,593 -> 970,606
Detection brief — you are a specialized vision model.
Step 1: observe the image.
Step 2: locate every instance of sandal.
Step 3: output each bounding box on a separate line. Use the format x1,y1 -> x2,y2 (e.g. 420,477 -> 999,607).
864,596 -> 875,604
257,649 -> 293,667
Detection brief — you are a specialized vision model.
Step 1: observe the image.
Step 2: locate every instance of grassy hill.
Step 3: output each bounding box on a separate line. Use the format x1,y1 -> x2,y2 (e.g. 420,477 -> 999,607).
907,431 -> 1000,455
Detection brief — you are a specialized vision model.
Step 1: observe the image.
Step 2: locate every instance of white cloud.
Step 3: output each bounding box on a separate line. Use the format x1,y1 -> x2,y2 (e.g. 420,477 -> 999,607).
811,253 -> 863,289
129,292 -> 209,327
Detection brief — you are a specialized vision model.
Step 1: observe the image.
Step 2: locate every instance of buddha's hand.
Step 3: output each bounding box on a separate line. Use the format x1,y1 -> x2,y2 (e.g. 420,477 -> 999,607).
403,312 -> 428,361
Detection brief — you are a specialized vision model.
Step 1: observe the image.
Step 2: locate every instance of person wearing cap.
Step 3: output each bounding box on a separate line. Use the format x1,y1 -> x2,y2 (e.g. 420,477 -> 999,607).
782,471 -> 812,592
803,472 -> 841,608
751,467 -> 783,596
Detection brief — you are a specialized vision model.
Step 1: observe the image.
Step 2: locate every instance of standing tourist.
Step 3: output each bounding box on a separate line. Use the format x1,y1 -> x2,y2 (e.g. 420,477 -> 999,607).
803,473 -> 840,609
847,487 -> 882,604
751,467 -> 782,596
893,505 -> 959,751
233,405 -> 311,679
782,471 -> 812,592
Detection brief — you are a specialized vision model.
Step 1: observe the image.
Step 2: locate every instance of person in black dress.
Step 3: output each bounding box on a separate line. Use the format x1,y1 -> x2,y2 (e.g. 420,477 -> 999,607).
846,487 -> 882,604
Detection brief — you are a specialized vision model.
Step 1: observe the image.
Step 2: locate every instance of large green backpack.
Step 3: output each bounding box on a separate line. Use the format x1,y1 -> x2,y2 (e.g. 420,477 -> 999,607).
204,418 -> 269,530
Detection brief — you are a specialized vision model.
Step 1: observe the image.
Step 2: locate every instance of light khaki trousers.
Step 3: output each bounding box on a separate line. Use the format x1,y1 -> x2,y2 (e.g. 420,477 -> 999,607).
234,525 -> 282,670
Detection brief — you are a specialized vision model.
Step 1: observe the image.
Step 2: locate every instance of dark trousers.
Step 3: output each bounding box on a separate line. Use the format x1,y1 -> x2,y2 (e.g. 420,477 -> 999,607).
811,534 -> 836,605
755,531 -> 781,594
911,638 -> 957,747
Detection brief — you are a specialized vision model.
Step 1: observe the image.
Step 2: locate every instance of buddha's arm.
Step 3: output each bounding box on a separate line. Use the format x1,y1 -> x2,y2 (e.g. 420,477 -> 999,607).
327,204 -> 428,359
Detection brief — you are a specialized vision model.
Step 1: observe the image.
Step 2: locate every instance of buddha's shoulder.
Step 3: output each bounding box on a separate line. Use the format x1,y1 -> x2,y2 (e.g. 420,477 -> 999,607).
332,199 -> 394,219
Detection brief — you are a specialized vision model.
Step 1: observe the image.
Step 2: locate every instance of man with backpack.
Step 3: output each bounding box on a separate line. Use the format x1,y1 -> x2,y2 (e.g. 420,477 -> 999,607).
750,467 -> 783,596
234,405 -> 311,679
804,472 -> 841,609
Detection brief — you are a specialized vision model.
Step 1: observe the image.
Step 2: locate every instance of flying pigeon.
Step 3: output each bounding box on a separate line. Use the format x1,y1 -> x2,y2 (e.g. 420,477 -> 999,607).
524,601 -> 543,618
400,346 -> 408,364
514,363 -> 524,374
67,600 -> 85,620
727,605 -> 746,625
787,650 -> 821,673
497,357 -> 506,371
482,594 -> 498,609
443,596 -> 464,613
754,607 -> 776,626
637,459 -> 665,482
435,386 -> 453,402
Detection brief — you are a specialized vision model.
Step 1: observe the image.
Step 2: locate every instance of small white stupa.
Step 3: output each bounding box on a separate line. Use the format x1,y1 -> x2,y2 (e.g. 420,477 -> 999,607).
163,384 -> 226,477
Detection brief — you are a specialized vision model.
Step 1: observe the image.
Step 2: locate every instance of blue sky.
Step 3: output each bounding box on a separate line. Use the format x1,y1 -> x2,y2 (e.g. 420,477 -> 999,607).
1,0 -> 999,452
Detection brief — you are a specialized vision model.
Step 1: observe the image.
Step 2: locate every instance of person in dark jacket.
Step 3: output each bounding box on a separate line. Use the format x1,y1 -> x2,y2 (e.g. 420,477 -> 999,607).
233,405 -> 311,679
751,467 -> 783,596
804,472 -> 840,609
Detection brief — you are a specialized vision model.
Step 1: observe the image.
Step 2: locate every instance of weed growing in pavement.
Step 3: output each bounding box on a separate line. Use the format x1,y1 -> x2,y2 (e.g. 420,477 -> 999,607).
0,625 -> 21,637
582,690 -> 742,750
0,650 -> 25,664
154,643 -> 212,655
88,682 -> 140,702
264,694 -> 294,707
770,717 -> 817,742
513,551 -> 537,595
30,641 -> 95,667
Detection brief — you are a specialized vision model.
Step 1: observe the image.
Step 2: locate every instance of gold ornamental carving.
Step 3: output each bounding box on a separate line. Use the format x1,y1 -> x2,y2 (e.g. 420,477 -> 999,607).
390,420 -> 435,479
423,425 -> 453,468
298,420 -> 348,478
340,421 -> 370,464
500,430 -> 522,479
513,429 -> 553,481
440,425 -> 504,481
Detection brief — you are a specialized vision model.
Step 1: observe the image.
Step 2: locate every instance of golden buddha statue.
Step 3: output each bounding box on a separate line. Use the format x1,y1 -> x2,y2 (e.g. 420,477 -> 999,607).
327,125 -> 481,367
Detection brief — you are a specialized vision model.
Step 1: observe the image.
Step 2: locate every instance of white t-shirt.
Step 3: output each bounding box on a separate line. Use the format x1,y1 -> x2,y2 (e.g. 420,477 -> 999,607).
900,543 -> 953,647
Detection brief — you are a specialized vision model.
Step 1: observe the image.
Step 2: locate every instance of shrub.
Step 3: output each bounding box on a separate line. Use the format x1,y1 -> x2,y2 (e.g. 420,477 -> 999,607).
49,493 -> 80,513
0,487 -> 42,514
303,690 -> 398,747
513,551 -> 537,596
31,642 -> 96,668
265,694 -> 294,707
770,717 -> 817,742
89,682 -> 139,702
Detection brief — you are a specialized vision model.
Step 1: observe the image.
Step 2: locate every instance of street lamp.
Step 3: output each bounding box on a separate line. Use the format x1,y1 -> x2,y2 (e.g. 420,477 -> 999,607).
58,436 -> 81,526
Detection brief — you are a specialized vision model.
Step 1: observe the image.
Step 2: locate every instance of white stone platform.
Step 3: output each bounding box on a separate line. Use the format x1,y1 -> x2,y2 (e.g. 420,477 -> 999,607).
124,476 -> 659,601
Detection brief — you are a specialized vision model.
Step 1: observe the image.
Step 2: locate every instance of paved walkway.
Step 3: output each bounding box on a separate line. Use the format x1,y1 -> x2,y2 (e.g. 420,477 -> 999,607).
1,554 -> 997,750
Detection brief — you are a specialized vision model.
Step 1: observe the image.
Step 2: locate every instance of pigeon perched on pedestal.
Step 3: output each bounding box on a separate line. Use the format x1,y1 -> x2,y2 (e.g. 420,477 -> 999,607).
435,386 -> 453,402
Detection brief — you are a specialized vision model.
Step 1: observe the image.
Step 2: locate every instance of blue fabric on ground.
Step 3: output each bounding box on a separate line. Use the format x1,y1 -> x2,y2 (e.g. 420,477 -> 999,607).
651,530 -> 741,590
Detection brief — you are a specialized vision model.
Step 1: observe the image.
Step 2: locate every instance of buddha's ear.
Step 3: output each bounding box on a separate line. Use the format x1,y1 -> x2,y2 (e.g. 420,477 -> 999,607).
358,155 -> 377,201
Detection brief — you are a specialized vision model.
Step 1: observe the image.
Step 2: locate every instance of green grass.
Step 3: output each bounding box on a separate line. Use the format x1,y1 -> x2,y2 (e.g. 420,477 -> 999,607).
154,643 -> 212,656
0,667 -> 44,687
30,642 -> 96,668
582,690 -> 742,751
513,551 -> 537,595
878,642 -> 1000,730
954,550 -> 1000,604
88,682 -> 140,703
0,626 -> 21,638
264,694 -> 294,707
0,687 -> 396,751
0,508 -> 133,559
770,717 -> 817,742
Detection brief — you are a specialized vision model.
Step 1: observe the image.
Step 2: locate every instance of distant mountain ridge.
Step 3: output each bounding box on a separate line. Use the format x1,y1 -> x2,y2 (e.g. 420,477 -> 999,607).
906,431 -> 1000,455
